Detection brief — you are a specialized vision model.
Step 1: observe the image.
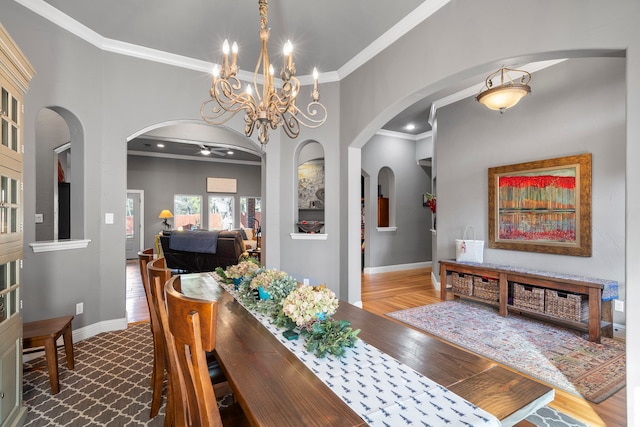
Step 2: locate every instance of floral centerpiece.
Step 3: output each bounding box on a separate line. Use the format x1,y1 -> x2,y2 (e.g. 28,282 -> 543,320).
226,268 -> 360,359
282,285 -> 339,328
279,285 -> 360,358
226,259 -> 260,279
245,268 -> 298,315
215,257 -> 260,287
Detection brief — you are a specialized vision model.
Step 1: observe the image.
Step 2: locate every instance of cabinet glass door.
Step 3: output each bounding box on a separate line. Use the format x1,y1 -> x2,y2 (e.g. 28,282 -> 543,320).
0,260 -> 18,324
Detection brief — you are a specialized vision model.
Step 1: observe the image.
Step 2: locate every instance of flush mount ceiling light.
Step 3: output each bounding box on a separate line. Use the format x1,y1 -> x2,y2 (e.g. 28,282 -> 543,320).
200,0 -> 327,146
476,67 -> 532,113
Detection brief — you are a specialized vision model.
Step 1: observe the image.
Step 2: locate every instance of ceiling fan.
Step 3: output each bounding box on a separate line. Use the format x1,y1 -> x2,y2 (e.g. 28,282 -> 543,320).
196,145 -> 233,157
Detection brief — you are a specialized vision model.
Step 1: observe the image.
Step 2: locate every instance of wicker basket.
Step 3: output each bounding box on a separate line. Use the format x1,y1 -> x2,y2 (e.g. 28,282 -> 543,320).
451,272 -> 473,295
545,289 -> 589,321
512,283 -> 545,313
473,276 -> 499,301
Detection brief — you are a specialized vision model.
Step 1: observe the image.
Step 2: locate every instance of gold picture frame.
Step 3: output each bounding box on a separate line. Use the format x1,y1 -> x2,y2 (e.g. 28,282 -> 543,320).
488,153 -> 592,256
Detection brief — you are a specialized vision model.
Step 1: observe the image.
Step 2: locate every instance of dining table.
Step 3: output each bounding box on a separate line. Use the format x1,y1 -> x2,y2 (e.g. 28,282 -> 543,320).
179,272 -> 554,427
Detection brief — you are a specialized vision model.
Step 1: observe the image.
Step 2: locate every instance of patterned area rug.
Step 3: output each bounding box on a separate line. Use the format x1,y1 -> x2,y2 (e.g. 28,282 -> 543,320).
387,300 -> 626,403
23,321 -> 589,426
24,322 -> 165,426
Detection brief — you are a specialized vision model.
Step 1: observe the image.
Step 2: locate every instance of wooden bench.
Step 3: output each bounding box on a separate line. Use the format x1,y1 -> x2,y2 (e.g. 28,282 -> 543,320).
439,260 -> 618,343
23,315 -> 75,394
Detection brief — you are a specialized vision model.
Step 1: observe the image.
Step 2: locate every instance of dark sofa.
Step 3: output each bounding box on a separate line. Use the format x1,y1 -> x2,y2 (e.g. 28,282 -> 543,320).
159,230 -> 246,273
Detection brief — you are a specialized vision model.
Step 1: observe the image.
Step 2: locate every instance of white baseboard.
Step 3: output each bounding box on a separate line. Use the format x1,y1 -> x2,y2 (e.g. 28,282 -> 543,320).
71,317 -> 129,342
363,261 -> 432,275
431,270 -> 440,292
23,317 -> 129,362
613,323 -> 626,340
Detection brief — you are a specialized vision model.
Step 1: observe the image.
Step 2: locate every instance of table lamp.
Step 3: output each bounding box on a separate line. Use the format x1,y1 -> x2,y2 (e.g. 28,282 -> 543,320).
158,209 -> 173,230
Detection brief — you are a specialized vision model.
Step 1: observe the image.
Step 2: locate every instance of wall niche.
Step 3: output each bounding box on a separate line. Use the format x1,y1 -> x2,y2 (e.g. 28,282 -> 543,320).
297,141 -> 325,233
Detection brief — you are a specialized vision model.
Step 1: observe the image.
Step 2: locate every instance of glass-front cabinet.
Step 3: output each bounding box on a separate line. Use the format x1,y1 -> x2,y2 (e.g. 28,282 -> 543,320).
0,22 -> 34,427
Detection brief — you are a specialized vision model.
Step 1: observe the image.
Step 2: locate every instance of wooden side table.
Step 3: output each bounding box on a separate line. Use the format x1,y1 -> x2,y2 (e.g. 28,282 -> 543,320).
23,315 -> 75,394
247,248 -> 261,263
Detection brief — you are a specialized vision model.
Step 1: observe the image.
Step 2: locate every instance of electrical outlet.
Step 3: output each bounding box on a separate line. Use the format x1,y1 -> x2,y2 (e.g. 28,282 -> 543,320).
303,278 -> 310,286
614,299 -> 624,312
76,302 -> 84,315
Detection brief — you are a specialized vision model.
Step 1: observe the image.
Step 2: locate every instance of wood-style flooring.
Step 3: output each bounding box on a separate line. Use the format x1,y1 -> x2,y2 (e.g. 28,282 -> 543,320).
125,261 -> 626,426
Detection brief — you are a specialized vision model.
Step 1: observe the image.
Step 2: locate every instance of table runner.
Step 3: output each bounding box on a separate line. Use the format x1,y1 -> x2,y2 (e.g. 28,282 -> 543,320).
202,274 -> 502,427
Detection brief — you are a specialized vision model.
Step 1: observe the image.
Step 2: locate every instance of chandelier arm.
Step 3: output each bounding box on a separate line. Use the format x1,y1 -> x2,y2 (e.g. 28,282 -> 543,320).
290,101 -> 328,128
212,77 -> 251,110
281,113 -> 301,139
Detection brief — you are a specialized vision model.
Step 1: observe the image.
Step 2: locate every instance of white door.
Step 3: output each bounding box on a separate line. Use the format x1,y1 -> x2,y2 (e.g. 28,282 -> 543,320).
125,191 -> 142,259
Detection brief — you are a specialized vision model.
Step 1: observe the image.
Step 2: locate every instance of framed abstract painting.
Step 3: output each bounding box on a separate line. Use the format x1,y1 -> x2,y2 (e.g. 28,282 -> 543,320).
488,153 -> 592,256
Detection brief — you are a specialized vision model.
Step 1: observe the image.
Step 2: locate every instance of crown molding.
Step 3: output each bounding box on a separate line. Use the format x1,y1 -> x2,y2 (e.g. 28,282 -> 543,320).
376,128 -> 433,141
15,0 -> 451,84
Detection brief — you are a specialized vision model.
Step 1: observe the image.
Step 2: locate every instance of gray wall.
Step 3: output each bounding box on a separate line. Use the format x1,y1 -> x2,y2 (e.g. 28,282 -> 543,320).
127,155 -> 261,251
334,2 -> 639,421
5,0 -> 640,422
362,134 -> 432,268
274,82 -> 343,293
435,57 -> 626,325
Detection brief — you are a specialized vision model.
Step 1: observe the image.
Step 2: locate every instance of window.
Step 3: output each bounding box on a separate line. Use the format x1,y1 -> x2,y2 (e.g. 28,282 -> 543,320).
174,195 -> 202,230
208,196 -> 234,230
125,197 -> 135,238
240,197 -> 261,229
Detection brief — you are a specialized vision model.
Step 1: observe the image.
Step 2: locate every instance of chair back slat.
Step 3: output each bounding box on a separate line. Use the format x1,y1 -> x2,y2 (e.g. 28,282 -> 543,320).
137,249 -> 165,418
137,249 -> 158,327
166,276 -> 223,427
151,273 -> 189,426
147,257 -> 170,302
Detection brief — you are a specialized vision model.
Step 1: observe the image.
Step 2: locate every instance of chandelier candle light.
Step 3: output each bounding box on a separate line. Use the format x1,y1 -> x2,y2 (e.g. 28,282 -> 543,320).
201,0 -> 327,145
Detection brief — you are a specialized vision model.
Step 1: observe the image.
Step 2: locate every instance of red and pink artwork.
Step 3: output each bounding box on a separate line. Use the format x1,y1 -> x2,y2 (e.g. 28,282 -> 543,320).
488,153 -> 591,257
498,173 -> 576,242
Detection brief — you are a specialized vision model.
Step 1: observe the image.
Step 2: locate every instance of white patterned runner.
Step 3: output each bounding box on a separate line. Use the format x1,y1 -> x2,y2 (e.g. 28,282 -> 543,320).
206,275 -> 502,427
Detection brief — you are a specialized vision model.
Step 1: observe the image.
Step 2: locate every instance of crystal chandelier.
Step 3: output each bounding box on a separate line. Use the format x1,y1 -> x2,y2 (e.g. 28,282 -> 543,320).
200,0 -> 327,145
476,67 -> 532,113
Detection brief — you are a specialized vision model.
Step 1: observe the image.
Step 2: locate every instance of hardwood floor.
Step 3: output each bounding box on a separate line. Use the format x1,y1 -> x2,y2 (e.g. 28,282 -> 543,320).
125,261 -> 626,426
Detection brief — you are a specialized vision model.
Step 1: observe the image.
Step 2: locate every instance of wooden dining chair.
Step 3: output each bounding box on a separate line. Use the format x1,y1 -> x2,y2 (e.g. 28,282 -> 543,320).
138,249 -> 164,418
165,276 -> 249,427
147,259 -> 230,424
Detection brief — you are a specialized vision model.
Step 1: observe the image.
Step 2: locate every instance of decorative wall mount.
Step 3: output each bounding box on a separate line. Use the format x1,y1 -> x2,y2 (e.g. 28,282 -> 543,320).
488,153 -> 592,256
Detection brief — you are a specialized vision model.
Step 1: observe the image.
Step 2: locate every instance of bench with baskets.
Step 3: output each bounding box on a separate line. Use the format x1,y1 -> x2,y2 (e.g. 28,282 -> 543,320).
439,260 -> 619,343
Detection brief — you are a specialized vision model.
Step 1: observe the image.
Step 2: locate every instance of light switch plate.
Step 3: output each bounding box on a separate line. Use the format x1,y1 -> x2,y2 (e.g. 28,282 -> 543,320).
105,213 -> 114,224
35,213 -> 43,223
614,299 -> 624,312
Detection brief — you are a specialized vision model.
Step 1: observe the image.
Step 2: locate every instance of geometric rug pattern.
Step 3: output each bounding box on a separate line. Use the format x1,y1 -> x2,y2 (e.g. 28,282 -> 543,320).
23,322 -> 165,427
387,300 -> 626,404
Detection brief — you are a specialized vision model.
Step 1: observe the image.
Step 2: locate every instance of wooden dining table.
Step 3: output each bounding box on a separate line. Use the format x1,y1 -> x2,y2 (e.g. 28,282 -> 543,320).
179,273 -> 554,427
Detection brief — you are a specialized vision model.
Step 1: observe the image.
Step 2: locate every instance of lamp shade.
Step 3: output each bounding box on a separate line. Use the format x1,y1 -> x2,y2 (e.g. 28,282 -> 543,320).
476,84 -> 530,111
158,209 -> 173,219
